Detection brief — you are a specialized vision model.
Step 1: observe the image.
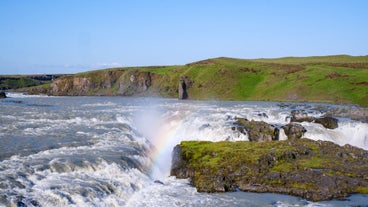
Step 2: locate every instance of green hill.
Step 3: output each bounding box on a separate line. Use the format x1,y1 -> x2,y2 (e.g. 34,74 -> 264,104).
0,74 -> 67,91
25,55 -> 368,106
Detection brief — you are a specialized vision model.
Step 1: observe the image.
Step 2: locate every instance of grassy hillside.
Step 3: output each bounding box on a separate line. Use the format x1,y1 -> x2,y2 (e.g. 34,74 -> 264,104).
26,55 -> 368,106
0,76 -> 44,90
139,55 -> 368,106
0,74 -> 67,91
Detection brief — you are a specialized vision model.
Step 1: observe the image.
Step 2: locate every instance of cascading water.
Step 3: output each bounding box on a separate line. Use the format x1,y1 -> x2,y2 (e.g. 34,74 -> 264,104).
0,93 -> 367,207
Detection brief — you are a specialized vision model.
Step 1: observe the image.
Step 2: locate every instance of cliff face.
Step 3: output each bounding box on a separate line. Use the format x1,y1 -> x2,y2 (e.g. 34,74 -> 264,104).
48,70 -> 165,96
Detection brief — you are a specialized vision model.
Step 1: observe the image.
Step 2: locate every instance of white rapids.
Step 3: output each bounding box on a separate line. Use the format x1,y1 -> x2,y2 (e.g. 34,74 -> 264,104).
0,93 -> 367,206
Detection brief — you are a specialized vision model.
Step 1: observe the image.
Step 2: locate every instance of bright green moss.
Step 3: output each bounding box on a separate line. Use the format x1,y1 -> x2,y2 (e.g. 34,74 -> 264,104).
355,186 -> 368,194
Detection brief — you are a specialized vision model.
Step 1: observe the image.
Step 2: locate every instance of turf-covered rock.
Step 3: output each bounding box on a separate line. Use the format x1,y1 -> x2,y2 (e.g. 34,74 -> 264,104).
170,139 -> 368,201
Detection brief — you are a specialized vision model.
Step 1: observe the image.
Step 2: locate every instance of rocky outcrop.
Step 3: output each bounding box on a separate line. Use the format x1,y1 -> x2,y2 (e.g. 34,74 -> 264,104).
315,116 -> 338,129
171,139 -> 368,201
0,92 -> 6,98
73,77 -> 91,95
233,117 -> 308,141
290,110 -> 315,122
327,107 -> 368,123
170,145 -> 195,178
178,76 -> 193,100
233,118 -> 279,142
281,123 -> 306,139
290,110 -> 338,129
178,80 -> 188,99
118,71 -> 152,95
48,70 -> 157,96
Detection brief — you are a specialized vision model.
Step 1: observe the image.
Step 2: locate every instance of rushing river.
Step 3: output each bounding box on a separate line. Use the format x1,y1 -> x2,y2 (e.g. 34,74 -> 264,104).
0,93 -> 367,207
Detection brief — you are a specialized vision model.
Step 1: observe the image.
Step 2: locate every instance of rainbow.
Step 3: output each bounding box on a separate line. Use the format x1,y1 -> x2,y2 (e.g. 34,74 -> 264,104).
148,116 -> 185,179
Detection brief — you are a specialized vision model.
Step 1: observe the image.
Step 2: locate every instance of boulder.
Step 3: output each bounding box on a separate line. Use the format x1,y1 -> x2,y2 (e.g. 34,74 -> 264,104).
257,112 -> 268,118
0,92 -> 6,98
290,110 -> 339,129
315,116 -> 338,129
233,118 -> 279,142
281,123 -> 306,139
290,110 -> 314,122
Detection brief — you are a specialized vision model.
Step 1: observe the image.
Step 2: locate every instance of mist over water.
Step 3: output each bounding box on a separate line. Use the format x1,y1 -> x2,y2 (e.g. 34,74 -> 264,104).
1,93 -> 367,206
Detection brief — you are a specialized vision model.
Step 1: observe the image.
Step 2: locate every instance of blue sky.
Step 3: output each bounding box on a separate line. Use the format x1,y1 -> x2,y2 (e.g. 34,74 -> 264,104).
1,0 -> 367,74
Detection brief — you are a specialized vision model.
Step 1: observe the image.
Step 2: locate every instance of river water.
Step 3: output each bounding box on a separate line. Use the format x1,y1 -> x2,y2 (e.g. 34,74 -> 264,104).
0,93 -> 367,207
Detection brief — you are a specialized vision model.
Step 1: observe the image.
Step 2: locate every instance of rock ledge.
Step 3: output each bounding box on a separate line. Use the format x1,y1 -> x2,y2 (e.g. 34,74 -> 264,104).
170,139 -> 368,201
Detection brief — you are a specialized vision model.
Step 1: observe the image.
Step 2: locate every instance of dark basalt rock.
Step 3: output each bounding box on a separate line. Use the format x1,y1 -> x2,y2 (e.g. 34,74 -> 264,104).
170,145 -> 195,179
0,92 -> 6,98
281,123 -> 307,139
154,180 -> 164,185
170,139 -> 368,201
233,118 -> 279,142
178,76 -> 193,100
257,112 -> 269,118
290,110 -> 338,129
315,116 -> 338,129
178,80 -> 188,100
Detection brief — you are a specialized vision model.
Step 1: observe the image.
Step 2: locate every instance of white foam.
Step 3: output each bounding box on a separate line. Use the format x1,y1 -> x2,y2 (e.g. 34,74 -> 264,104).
82,102 -> 117,107
1,97 -> 368,206
303,120 -> 368,150
126,176 -> 340,207
279,129 -> 288,141
5,92 -> 49,98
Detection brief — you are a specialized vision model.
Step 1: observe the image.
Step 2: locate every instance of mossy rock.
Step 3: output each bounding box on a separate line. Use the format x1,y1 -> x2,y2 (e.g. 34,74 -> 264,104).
170,139 -> 368,201
233,118 -> 279,142
281,123 -> 306,139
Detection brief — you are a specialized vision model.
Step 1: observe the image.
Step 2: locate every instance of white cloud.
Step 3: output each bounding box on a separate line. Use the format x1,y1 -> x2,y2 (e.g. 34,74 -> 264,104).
90,62 -> 123,69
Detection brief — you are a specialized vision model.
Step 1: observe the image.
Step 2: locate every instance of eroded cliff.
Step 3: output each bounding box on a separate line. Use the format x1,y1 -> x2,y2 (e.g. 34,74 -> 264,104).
48,70 -> 164,96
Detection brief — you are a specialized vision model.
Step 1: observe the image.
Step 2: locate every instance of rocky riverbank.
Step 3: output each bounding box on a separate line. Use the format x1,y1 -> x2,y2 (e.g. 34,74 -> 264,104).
170,139 -> 368,201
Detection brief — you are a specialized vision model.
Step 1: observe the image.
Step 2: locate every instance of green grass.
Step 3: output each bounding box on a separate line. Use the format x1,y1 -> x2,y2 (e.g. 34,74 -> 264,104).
182,56 -> 368,105
251,54 -> 368,65
0,76 -> 49,90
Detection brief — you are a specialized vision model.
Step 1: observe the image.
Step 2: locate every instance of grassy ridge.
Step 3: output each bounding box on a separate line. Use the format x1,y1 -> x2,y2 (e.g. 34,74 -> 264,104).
15,55 -> 368,106
0,74 -> 67,91
137,55 -> 368,106
0,76 -> 45,90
